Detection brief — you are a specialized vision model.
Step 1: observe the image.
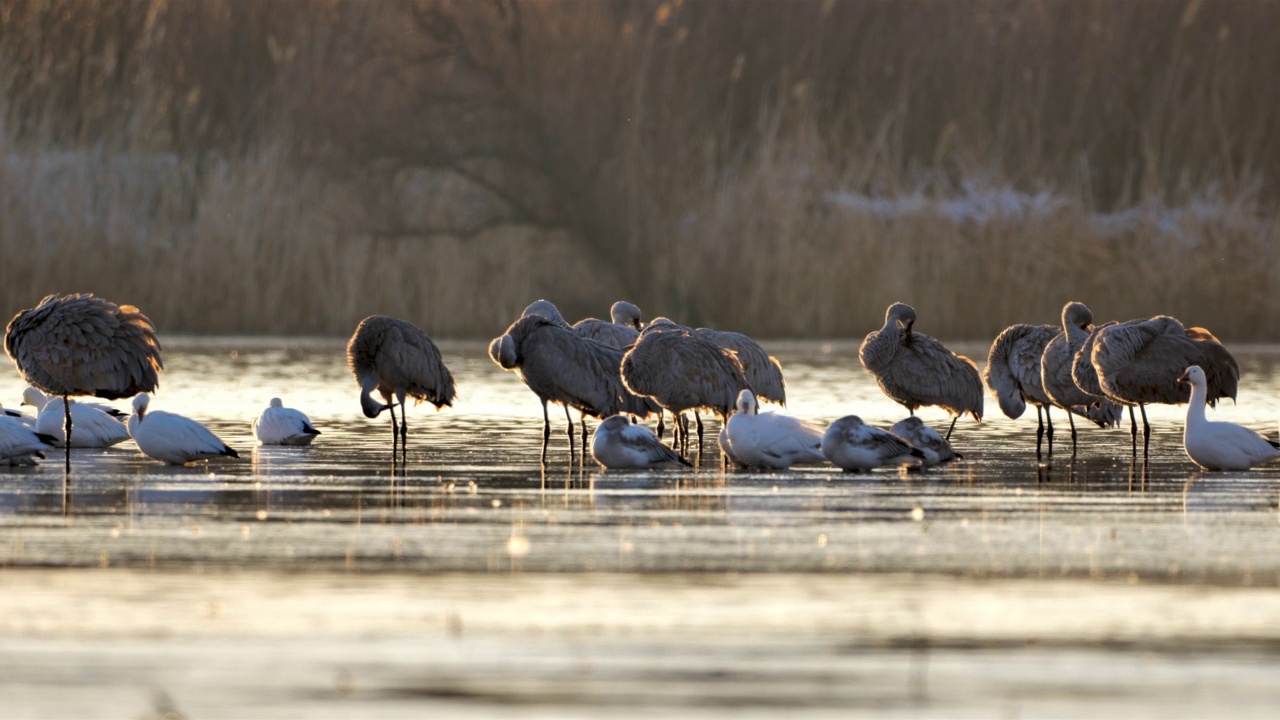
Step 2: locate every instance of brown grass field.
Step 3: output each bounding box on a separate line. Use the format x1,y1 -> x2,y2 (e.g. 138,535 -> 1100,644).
1,0 -> 1276,339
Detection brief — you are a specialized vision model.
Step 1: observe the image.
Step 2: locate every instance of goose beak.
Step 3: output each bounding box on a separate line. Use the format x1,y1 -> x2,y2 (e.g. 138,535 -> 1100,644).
1176,371 -> 1189,384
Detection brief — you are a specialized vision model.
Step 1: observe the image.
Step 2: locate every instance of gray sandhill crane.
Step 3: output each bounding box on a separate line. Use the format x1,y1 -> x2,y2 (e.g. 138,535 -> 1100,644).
621,319 -> 749,450
573,301 -> 643,349
983,323 -> 1060,456
1040,302 -> 1124,453
694,327 -> 786,407
347,315 -> 456,459
490,314 -> 658,462
1091,315 -> 1239,457
859,303 -> 983,440
1072,319 -> 1149,453
4,293 -> 163,471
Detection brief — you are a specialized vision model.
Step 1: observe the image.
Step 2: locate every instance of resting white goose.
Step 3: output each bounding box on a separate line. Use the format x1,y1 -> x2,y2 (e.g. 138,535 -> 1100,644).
889,417 -> 959,468
1178,365 -> 1280,471
590,414 -> 690,470
0,415 -> 55,466
253,397 -> 320,446
823,415 -> 925,472
724,390 -> 826,469
127,393 -> 239,466
1,403 -> 36,429
23,387 -> 129,448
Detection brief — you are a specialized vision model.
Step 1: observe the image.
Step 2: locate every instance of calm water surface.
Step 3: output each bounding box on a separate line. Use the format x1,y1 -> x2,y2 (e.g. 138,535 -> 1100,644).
2,339 -> 1279,718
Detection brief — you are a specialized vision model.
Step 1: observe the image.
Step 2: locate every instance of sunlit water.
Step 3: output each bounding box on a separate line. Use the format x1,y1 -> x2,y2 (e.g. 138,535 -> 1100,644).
2,339 -> 1280,718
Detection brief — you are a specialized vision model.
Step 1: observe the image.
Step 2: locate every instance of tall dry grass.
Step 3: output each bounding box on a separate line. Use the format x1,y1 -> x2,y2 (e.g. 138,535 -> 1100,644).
1,0 -> 1277,339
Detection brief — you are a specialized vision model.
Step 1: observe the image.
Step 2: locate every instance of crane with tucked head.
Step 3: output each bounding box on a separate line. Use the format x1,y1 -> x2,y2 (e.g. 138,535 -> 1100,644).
5,293 -> 163,470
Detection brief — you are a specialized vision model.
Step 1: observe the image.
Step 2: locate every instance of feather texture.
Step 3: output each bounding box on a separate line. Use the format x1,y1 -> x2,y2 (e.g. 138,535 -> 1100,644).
860,303 -> 983,420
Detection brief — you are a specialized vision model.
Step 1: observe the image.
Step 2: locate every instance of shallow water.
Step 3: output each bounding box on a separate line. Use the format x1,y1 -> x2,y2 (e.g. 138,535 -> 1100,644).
2,339 -> 1280,717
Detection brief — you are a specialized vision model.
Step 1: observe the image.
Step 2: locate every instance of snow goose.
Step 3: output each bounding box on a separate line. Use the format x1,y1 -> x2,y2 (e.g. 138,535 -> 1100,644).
0,415 -> 55,466
590,414 -> 690,470
127,393 -> 239,466
889,417 -> 959,468
253,397 -> 320,446
23,387 -> 129,448
1177,366 -> 1280,471
823,415 -> 924,472
724,390 -> 825,469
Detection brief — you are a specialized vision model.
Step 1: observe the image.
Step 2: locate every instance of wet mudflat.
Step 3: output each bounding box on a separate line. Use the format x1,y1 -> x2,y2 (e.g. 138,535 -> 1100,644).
1,339 -> 1279,718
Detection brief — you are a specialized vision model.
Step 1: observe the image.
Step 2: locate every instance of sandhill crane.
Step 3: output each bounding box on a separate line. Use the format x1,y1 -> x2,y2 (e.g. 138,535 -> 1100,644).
1091,315 -> 1239,457
590,414 -> 691,470
1040,303 -> 1124,453
127,393 -> 238,465
347,315 -> 456,459
0,415 -> 55,466
860,303 -> 983,440
889,417 -> 959,468
4,293 -> 163,470
694,327 -> 786,406
253,397 -> 320,446
723,390 -> 826,469
490,314 -> 657,462
1178,366 -> 1280,470
621,320 -> 748,450
822,415 -> 924,472
984,323 -> 1062,456
573,301 -> 644,349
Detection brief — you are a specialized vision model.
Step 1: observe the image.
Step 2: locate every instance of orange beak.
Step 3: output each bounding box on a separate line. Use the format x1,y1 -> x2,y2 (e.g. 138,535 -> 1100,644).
1176,371 -> 1190,384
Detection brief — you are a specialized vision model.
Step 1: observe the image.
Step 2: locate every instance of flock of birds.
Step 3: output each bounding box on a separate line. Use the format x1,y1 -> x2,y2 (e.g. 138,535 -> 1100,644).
1,293 -> 1278,474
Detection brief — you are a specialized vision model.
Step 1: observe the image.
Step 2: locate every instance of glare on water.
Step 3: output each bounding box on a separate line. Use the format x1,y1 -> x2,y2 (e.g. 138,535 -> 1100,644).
2,338 -> 1280,718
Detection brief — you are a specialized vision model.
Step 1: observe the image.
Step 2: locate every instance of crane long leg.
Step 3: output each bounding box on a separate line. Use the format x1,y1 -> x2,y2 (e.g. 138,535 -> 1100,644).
656,413 -> 665,440
541,399 -> 551,463
695,411 -> 704,447
1035,406 -> 1045,458
1045,406 -> 1054,457
564,405 -> 575,457
1140,404 -> 1151,459
945,415 -> 958,441
388,402 -> 400,461
63,394 -> 72,472
1067,411 -> 1078,455
580,413 -> 589,450
399,411 -> 408,462
1128,405 -> 1138,456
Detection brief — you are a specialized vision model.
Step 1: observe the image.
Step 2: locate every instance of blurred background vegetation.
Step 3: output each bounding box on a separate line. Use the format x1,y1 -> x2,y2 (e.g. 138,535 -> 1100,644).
1,0 -> 1277,338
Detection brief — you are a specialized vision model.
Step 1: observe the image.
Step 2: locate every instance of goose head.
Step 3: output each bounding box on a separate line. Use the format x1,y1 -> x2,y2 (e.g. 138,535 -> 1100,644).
269,397 -> 283,409
1176,365 -> 1206,387
734,389 -> 758,416
132,393 -> 151,422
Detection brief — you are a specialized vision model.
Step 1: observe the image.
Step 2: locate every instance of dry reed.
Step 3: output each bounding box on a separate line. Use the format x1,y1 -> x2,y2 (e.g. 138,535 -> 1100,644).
0,0 -> 1277,340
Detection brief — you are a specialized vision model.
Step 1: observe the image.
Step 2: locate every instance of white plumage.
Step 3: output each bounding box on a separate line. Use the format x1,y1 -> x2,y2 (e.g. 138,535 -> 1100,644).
253,397 -> 320,446
0,415 -> 54,466
23,387 -> 129,448
889,417 -> 958,468
823,415 -> 924,472
127,393 -> 239,466
723,390 -> 826,469
1178,366 -> 1280,471
590,414 -> 690,470
1,403 -> 36,429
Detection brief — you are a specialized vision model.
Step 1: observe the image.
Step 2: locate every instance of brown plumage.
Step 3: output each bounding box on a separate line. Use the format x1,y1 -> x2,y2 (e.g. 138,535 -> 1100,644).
1091,314 -> 1239,456
859,303 -> 983,439
347,315 -> 456,456
5,293 -> 163,469
621,321 -> 749,447
572,301 -> 643,350
1040,302 -> 1124,452
694,327 -> 786,406
490,314 -> 658,461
